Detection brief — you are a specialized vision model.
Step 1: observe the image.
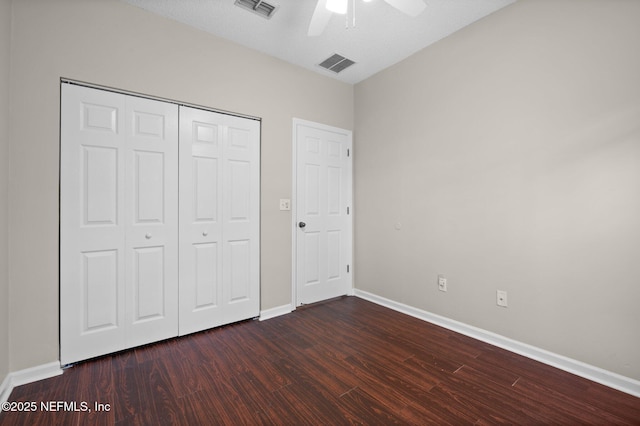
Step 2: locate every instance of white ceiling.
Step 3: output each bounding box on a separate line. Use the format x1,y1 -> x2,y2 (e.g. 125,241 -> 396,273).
122,0 -> 516,85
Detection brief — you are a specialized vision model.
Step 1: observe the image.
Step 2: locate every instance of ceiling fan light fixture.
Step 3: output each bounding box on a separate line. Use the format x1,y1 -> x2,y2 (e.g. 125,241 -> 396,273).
326,0 -> 348,14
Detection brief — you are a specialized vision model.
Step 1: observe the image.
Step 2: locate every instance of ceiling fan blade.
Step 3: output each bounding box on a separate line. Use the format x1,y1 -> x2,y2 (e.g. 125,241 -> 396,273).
383,0 -> 426,17
308,0 -> 333,36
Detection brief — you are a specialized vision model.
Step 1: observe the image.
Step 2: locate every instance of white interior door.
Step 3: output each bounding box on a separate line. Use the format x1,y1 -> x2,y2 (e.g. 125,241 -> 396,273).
179,106 -> 260,335
294,119 -> 352,306
60,84 -> 178,364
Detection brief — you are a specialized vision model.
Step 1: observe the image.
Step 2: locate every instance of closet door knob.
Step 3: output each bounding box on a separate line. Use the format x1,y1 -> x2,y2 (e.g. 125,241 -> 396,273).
203,231 -> 208,236
299,222 -> 306,229
145,233 -> 152,239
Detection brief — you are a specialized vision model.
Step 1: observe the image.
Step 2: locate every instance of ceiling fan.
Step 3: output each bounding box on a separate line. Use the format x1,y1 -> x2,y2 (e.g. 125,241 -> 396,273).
308,0 -> 426,36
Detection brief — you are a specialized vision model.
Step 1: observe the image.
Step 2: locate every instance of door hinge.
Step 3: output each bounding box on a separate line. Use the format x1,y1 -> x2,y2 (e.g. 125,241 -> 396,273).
347,206 -> 350,215
347,148 -> 350,157
347,264 -> 350,273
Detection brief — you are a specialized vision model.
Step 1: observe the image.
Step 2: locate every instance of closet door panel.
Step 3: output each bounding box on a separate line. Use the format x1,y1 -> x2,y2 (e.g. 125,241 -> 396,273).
221,116 -> 260,323
124,95 -> 179,347
179,107 -> 260,335
228,239 -> 251,302
194,157 -> 218,222
193,242 -> 219,308
81,250 -> 119,330
60,85 -> 127,365
82,146 -> 118,225
179,107 -> 224,335
132,246 -> 165,318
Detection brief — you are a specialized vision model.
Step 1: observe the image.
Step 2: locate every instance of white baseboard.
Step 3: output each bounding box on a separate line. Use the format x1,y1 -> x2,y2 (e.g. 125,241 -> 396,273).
354,289 -> 640,398
0,373 -> 11,405
260,303 -> 293,321
0,361 -> 63,404
10,361 -> 63,387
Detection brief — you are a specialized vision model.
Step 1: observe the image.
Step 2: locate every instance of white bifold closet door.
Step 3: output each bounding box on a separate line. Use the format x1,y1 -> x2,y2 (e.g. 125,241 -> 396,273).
178,106 -> 260,336
60,85 -> 260,365
60,84 -> 179,365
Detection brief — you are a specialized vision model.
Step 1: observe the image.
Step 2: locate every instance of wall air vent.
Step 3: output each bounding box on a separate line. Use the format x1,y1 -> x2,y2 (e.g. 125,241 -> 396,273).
234,0 -> 278,19
318,53 -> 356,74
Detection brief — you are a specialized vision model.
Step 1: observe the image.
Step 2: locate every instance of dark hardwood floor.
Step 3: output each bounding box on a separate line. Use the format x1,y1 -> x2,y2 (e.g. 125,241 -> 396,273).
2,296 -> 639,425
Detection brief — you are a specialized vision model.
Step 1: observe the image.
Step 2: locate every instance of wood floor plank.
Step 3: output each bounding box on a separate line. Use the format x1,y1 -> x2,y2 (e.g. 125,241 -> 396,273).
226,370 -> 279,415
2,296 -> 639,425
511,375 -> 637,425
112,365 -> 143,423
267,382 -> 347,425
453,365 -> 579,424
336,386 -> 407,425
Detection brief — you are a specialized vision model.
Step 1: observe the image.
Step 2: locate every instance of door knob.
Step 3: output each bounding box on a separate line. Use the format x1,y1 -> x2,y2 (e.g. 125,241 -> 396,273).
203,231 -> 208,236
145,233 -> 152,239
299,222 -> 306,229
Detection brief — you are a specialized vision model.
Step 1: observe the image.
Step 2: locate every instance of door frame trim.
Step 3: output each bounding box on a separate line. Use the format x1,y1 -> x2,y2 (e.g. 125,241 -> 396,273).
291,118 -> 354,308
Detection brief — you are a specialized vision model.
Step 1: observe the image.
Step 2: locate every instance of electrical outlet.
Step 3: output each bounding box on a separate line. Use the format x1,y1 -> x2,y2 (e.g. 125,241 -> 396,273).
279,199 -> 291,211
438,275 -> 447,292
497,290 -> 508,307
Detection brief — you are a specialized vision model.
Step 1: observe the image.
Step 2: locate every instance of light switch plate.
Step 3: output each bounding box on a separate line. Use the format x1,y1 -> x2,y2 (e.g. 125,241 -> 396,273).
279,199 -> 291,211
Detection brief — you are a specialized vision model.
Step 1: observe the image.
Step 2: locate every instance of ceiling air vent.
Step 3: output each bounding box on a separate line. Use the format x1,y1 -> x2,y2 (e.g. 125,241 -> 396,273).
318,53 -> 356,74
234,0 -> 278,19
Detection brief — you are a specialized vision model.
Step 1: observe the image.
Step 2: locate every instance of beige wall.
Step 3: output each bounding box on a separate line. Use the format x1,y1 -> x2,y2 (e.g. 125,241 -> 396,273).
8,0 -> 353,371
0,0 -> 11,383
354,0 -> 640,380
